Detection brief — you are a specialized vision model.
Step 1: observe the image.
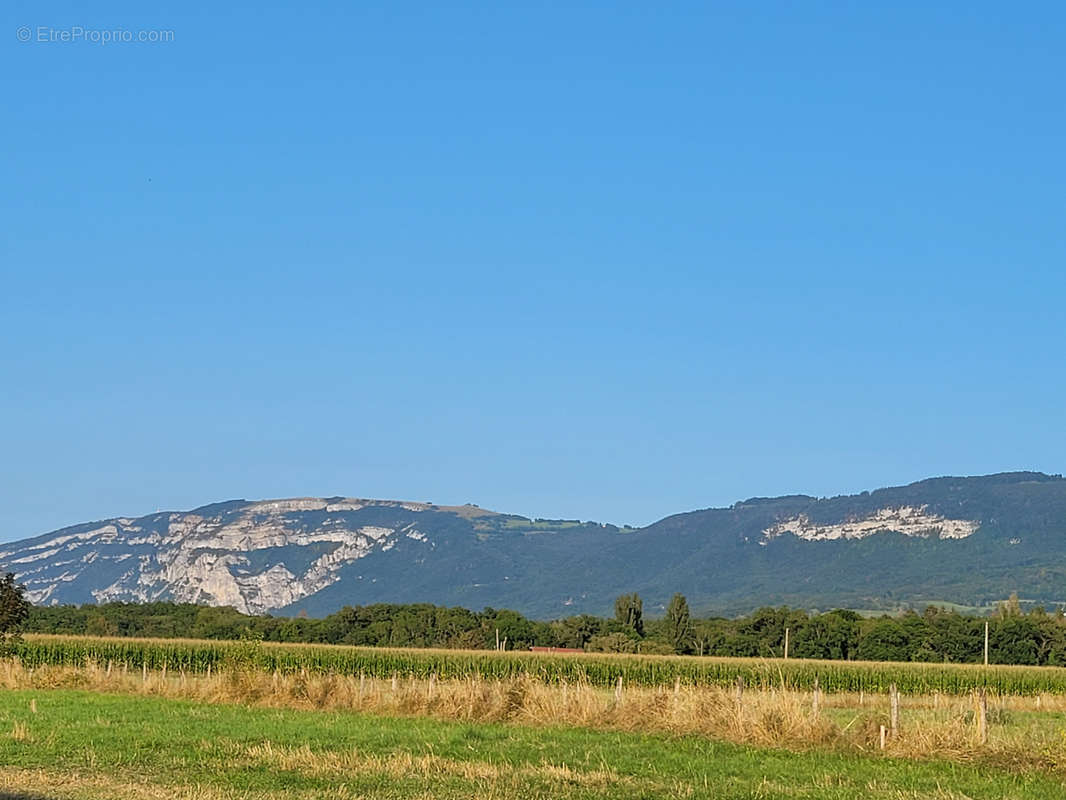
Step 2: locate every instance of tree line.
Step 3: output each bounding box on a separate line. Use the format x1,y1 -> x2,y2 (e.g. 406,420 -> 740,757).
12,580 -> 1066,666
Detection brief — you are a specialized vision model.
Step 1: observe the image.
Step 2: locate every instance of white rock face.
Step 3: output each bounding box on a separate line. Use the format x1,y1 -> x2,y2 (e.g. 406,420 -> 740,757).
4,498 -> 438,614
762,505 -> 979,544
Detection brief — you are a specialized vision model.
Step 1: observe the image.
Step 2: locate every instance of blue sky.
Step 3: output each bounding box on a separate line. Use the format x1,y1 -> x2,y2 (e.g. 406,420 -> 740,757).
2,2 -> 1064,541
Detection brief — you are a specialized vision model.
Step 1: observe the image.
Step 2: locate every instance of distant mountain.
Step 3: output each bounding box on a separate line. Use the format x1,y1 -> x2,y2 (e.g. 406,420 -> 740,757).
3,472 -> 1065,618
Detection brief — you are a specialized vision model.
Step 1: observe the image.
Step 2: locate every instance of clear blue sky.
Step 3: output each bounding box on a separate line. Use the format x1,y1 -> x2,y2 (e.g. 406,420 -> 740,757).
3,2 -> 1064,542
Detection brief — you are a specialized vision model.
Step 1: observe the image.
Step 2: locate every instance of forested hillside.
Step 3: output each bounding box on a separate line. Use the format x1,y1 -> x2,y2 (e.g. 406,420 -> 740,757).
4,472 -> 1066,616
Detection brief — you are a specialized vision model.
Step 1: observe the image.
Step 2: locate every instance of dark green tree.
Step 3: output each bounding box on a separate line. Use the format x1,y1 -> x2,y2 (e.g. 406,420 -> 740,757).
586,632 -> 638,653
550,615 -> 608,649
856,618 -> 912,662
614,593 -> 644,636
0,573 -> 30,647
665,593 -> 693,654
791,610 -> 858,660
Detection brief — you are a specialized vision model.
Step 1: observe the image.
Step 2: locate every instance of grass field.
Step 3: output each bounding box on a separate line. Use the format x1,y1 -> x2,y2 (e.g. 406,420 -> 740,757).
3,689 -> 1066,799
9,643 -> 1066,798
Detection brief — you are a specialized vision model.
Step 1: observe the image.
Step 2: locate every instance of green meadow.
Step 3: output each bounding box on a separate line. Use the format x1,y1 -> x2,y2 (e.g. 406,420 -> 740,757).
1,689 -> 1065,799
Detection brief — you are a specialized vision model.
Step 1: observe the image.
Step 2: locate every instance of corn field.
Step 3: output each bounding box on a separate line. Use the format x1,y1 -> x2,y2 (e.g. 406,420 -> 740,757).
9,634 -> 1066,695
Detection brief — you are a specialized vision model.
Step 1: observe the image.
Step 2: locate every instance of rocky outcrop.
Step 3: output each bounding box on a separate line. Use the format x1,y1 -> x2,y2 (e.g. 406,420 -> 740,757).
761,505 -> 979,543
2,499 -> 443,614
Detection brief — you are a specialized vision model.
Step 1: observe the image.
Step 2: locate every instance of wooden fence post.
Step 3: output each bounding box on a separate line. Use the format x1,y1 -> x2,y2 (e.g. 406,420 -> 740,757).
615,676 -> 623,704
890,683 -> 899,738
984,621 -> 990,666
879,725 -> 887,750
977,688 -> 988,745
784,627 -> 790,660
735,676 -> 745,705
811,677 -> 820,716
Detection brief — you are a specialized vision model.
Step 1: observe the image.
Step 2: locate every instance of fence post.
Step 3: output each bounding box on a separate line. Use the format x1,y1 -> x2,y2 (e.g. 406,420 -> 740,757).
811,677 -> 820,716
735,675 -> 745,705
890,683 -> 899,738
879,724 -> 887,750
615,675 -> 623,704
977,688 -> 988,745
784,627 -> 789,660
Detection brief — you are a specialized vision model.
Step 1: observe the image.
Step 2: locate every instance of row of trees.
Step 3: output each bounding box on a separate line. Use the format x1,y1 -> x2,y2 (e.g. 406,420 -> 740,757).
602,592 -> 1066,666
14,578 -> 1066,665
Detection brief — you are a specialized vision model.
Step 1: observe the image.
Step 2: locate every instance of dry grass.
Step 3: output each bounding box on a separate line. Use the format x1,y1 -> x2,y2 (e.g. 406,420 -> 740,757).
9,719 -> 32,741
235,742 -> 630,788
0,767 -> 387,800
4,659 -> 1066,773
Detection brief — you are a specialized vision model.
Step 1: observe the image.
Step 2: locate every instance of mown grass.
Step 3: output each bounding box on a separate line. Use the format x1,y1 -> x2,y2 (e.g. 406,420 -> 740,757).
1,689 -> 1066,799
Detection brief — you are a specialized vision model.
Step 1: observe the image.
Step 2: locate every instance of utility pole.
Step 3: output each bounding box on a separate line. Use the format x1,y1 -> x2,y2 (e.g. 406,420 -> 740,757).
983,620 -> 989,666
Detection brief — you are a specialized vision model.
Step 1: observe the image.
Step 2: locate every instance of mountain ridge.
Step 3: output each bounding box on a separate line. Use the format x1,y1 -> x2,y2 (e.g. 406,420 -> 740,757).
3,471 -> 1065,618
